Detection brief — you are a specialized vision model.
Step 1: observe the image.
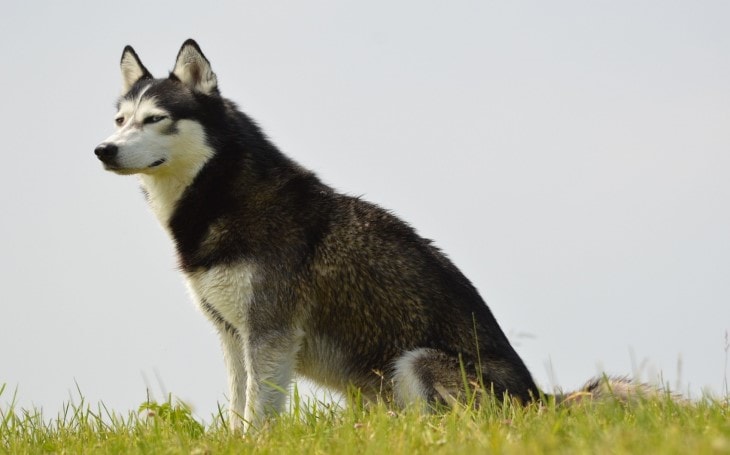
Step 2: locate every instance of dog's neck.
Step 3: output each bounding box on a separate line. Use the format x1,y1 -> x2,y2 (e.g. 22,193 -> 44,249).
140,171 -> 196,229
139,123 -> 215,229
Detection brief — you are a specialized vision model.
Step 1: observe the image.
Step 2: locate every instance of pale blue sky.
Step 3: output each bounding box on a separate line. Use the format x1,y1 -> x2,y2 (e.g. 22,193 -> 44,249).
1,1 -> 728,419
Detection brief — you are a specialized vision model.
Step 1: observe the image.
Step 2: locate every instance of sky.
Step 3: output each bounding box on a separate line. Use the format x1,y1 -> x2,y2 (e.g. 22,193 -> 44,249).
1,1 -> 728,420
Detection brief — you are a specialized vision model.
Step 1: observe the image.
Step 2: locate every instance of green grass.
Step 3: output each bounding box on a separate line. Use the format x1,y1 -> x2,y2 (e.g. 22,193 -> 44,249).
2,383 -> 729,454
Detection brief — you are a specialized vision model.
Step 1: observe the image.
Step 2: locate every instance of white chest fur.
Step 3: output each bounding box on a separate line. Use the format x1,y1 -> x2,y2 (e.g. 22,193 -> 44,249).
186,263 -> 256,328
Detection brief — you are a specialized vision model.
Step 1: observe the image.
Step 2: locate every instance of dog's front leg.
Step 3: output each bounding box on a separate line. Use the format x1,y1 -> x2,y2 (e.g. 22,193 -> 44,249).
241,329 -> 302,433
217,328 -> 248,432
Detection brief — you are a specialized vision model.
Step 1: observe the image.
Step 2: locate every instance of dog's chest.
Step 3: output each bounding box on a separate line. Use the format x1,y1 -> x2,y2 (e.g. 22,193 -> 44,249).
185,264 -> 256,328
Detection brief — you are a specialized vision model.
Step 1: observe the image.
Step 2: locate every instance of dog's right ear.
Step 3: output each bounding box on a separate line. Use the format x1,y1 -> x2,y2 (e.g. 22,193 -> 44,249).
120,45 -> 153,93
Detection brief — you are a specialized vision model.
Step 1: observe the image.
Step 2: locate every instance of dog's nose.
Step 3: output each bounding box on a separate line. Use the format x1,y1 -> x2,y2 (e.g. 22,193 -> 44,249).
94,143 -> 118,162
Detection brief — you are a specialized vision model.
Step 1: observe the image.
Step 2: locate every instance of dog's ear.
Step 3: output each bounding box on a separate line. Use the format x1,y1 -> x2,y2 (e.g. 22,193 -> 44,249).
120,45 -> 153,93
171,39 -> 218,95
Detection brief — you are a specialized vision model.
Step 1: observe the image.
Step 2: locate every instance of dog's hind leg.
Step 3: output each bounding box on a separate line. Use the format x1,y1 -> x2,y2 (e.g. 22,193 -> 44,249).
391,348 -> 471,409
391,348 -> 538,408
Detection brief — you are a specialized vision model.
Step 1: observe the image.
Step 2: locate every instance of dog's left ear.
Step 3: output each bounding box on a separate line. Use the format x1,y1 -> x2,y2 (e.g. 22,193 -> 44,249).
171,39 -> 218,95
121,45 -> 153,93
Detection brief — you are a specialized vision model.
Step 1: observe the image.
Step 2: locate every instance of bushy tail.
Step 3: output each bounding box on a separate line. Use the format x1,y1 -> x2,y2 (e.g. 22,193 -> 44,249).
552,375 -> 683,405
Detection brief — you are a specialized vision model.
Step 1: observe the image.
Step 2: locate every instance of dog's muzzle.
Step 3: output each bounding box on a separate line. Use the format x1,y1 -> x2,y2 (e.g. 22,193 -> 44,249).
94,143 -> 118,165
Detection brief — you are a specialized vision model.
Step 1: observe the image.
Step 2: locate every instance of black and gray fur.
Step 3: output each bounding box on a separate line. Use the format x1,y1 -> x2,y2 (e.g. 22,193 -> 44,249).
95,40 -> 669,432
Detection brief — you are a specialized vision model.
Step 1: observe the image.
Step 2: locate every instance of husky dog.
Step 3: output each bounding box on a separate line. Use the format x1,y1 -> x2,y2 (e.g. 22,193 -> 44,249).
95,40 -> 658,432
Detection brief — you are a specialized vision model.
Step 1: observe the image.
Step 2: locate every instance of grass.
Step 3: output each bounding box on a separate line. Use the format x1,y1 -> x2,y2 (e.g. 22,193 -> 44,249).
1,383 -> 729,454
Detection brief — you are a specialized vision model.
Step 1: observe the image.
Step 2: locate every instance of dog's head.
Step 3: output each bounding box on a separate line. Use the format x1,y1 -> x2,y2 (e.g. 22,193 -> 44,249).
95,40 -> 217,176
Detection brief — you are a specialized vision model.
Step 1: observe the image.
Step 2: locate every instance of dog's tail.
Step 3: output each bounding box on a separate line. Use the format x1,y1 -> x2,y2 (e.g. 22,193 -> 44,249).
550,375 -> 684,405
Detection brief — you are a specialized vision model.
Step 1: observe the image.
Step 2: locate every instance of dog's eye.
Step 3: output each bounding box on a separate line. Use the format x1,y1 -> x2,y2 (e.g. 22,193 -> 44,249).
115,117 -> 125,126
144,115 -> 167,125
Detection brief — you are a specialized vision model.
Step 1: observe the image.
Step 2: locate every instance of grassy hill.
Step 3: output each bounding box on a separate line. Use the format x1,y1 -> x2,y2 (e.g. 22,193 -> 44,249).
2,384 -> 728,454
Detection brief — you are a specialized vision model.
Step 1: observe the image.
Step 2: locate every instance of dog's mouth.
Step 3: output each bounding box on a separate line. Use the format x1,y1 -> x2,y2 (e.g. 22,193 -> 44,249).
103,164 -> 140,176
102,158 -> 166,175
